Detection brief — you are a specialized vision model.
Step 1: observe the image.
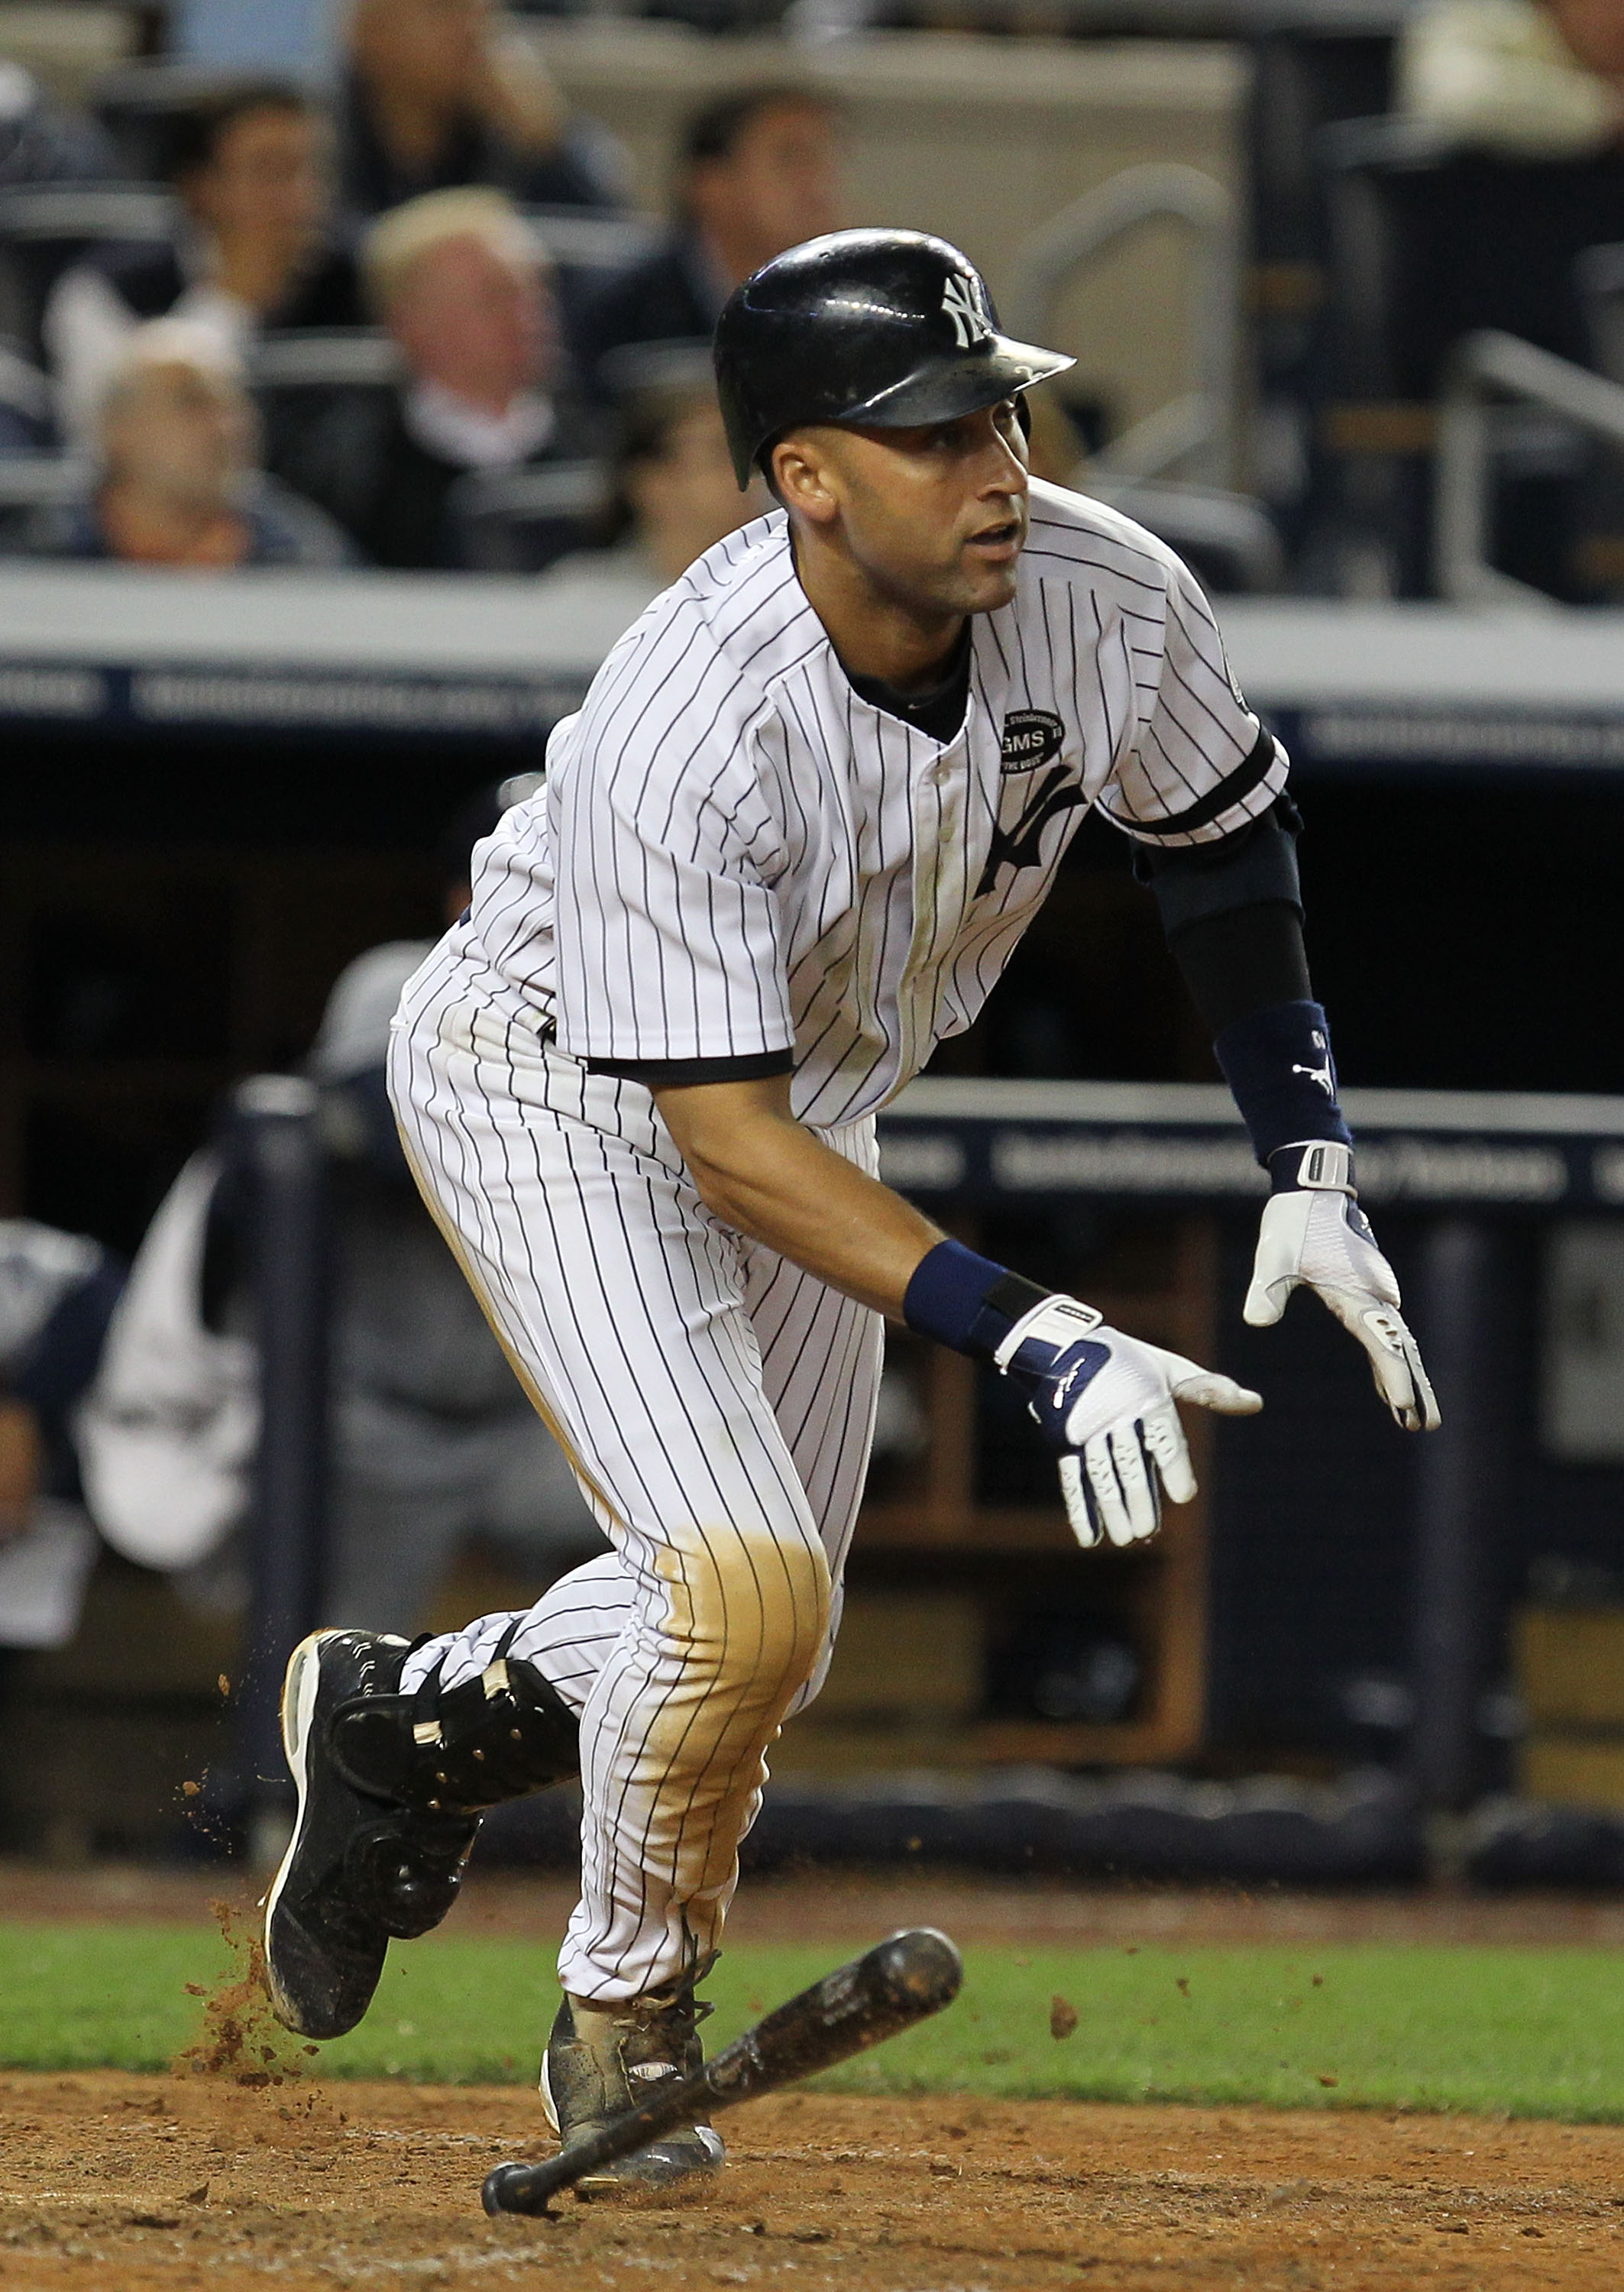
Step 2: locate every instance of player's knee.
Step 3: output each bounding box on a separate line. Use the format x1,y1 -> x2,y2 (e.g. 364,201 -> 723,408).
655,1518 -> 831,1711
783,1580 -> 844,1720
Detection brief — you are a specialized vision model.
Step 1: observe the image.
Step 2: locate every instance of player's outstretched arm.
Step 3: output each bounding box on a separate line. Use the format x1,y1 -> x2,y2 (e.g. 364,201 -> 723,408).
1160,900 -> 1440,1435
655,1074 -> 1257,1548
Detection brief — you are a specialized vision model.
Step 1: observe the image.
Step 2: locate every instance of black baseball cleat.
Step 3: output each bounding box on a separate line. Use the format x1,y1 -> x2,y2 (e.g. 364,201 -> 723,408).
264,1627 -> 580,2041
540,1963 -> 724,2194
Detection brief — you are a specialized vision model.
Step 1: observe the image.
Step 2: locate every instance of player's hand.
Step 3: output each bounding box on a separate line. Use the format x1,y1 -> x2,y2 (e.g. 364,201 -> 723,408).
1244,1142 -> 1440,1432
995,1297 -> 1262,1549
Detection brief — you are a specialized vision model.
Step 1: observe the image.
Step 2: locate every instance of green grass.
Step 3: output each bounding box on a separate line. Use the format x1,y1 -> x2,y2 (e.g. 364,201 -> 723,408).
5,1921 -> 1624,2120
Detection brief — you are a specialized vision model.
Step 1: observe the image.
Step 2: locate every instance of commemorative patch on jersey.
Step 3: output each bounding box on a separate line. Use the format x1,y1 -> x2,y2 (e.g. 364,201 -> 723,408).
999,707 -> 1065,773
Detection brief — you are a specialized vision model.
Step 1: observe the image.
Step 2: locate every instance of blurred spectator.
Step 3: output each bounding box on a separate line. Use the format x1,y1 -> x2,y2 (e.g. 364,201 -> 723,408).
45,79 -> 361,447
0,57 -> 118,187
539,375 -> 762,620
1399,0 -> 1624,156
340,0 -> 626,220
0,1222 -> 123,1663
0,346 -> 53,455
79,780 -> 607,1639
2,319 -> 352,568
303,784 -> 606,1629
269,187 -> 600,569
577,86 -> 838,398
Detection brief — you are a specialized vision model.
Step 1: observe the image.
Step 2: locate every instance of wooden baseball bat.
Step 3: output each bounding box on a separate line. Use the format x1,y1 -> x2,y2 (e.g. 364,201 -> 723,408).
480,1926 -> 962,2216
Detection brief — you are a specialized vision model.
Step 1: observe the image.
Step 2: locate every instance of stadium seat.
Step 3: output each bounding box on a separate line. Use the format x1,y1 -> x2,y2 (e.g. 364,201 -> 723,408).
0,451 -> 90,547
449,458 -> 610,575
522,204 -> 663,383
1244,27 -> 1396,560
1083,475 -> 1285,594
0,183 -> 175,363
248,329 -> 402,393
247,327 -> 400,485
88,61 -> 254,184
0,342 -> 53,448
1307,118 -> 1624,596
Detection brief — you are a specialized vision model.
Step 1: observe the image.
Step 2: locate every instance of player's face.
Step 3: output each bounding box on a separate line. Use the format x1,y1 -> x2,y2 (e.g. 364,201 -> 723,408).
784,400 -> 1030,620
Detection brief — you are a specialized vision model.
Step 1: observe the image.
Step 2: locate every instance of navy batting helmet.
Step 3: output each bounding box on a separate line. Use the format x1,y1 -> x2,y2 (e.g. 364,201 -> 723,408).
713,228 -> 1074,487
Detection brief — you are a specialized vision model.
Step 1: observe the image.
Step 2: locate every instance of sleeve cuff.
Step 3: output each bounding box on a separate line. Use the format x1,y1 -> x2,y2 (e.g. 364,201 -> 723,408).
1109,723 -> 1286,844
583,1047 -> 794,1087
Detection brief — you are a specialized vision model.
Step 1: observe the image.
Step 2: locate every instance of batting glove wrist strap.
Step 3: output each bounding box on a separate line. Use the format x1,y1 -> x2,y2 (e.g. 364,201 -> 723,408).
1268,1139 -> 1355,1195
1214,998 -> 1353,1167
902,1238 -> 1050,1358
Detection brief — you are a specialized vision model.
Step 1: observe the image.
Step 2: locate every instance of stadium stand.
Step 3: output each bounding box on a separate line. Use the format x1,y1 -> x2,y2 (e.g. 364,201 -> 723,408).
45,78 -> 362,447
338,0 -> 629,219
573,83 -> 839,398
1305,116 -> 1624,597
0,180 -> 173,368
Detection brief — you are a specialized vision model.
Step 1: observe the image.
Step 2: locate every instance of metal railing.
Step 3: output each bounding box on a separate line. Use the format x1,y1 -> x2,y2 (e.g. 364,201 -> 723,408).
249,329 -> 402,391
0,182 -> 175,242
782,0 -> 1407,37
1436,328 -> 1624,608
1082,473 -> 1285,591
1004,162 -> 1239,488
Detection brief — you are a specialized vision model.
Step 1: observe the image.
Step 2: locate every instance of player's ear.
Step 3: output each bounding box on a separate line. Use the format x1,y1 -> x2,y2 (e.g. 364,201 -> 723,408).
771,432 -> 838,526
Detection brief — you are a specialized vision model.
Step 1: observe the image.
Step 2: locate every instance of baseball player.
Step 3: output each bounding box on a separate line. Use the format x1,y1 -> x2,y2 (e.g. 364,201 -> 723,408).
264,228 -> 1438,2190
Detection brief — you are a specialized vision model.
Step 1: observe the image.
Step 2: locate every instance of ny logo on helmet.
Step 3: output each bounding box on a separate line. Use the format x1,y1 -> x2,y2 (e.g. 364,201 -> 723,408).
941,273 -> 993,349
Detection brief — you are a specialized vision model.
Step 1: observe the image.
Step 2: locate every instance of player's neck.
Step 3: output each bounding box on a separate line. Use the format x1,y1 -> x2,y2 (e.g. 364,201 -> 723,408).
790,528 -> 964,695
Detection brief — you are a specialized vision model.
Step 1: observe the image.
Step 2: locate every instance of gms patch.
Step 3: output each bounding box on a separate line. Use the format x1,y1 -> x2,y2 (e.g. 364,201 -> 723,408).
999,707 -> 1065,772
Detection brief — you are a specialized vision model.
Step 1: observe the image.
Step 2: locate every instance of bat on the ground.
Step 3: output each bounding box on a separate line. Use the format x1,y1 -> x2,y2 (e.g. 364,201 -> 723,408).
480,1926 -> 962,2216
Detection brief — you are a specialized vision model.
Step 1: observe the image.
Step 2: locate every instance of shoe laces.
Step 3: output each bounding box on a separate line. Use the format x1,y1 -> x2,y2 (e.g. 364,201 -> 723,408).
622,1951 -> 719,2033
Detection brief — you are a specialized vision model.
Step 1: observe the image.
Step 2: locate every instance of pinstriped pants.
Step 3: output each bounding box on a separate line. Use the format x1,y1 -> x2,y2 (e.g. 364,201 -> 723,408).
387,953 -> 883,2002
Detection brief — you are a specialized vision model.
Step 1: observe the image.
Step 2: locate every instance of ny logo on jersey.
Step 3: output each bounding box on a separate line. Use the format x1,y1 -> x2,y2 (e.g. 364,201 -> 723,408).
977,762 -> 1088,895
941,272 -> 994,350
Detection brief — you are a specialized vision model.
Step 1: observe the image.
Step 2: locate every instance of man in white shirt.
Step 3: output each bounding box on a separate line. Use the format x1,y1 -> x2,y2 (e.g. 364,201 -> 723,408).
267,185 -> 602,568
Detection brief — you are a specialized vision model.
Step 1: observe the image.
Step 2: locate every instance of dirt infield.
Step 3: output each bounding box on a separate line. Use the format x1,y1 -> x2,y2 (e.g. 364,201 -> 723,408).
8,1867 -> 1624,2285
3,2067 -> 1624,2290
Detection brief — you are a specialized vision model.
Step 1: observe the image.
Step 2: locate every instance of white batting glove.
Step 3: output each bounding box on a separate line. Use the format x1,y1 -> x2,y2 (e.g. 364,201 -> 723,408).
995,1297 -> 1262,1550
1245,1141 -> 1440,1432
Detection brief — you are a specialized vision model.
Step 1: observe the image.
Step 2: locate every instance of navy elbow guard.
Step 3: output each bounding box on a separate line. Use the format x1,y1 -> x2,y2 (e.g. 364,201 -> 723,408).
1213,997 -> 1353,1169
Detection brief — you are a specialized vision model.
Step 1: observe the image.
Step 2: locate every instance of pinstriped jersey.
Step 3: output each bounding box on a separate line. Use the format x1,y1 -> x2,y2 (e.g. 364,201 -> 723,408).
463,477 -> 1288,1129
